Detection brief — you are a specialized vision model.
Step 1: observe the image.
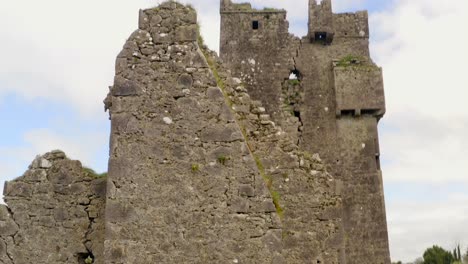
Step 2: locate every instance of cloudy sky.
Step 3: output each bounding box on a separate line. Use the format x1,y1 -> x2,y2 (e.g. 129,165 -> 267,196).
0,0 -> 467,262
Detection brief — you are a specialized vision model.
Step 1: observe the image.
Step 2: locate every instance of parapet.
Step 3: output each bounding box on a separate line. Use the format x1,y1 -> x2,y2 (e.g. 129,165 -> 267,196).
220,0 -> 286,13
333,56 -> 386,117
333,11 -> 369,38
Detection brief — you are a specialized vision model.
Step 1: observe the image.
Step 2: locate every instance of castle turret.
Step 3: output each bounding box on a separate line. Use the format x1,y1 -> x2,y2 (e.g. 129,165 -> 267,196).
308,0 -> 334,44
220,0 -> 231,11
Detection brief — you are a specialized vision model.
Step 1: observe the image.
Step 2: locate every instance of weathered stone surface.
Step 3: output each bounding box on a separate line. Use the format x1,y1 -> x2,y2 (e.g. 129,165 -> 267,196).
206,47 -> 343,263
221,0 -> 391,263
103,3 -> 280,263
1,151 -> 106,264
0,1 -> 390,263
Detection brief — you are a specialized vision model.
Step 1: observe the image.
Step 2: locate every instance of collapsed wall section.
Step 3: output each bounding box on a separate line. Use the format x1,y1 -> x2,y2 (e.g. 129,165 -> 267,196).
1,151 -> 106,264
103,2 -> 281,263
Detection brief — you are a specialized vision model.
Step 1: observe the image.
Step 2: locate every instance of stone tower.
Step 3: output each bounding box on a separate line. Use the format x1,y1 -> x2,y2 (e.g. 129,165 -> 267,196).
220,0 -> 391,263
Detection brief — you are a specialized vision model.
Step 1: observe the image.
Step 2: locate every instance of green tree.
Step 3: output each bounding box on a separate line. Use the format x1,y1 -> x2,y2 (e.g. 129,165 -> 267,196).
422,245 -> 454,264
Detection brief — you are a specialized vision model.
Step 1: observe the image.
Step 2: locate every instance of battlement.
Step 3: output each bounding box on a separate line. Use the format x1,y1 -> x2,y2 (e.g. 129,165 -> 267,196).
333,11 -> 369,38
220,0 -> 286,14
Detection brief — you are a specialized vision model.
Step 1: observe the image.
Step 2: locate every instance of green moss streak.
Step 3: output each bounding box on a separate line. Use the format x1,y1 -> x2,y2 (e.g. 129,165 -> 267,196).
198,27 -> 283,218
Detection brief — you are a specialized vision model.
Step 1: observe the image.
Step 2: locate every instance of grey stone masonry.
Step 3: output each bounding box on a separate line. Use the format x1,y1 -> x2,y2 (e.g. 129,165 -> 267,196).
1,150 -> 106,264
103,2 -> 281,263
1,1 -> 391,263
221,0 -> 391,263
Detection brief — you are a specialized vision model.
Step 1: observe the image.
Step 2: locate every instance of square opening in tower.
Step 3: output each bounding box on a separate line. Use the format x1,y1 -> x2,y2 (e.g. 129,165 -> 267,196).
315,32 -> 327,41
252,21 -> 259,30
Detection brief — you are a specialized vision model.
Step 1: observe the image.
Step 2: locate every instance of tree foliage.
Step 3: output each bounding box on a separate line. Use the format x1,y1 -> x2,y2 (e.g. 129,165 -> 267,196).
422,245 -> 454,264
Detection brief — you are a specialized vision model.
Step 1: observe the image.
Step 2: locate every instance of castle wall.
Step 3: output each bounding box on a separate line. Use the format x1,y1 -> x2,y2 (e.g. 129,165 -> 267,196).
103,3 -> 282,263
206,48 -> 343,263
336,116 -> 389,263
220,0 -> 391,263
0,151 -> 106,264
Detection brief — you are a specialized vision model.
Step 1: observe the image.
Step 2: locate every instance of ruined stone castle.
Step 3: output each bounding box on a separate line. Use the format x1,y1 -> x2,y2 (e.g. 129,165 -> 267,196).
0,1 -> 390,263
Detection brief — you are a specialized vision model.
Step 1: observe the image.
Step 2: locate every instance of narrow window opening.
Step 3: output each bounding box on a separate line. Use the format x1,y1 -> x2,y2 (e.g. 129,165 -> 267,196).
362,109 -> 378,116
341,109 -> 355,116
315,32 -> 327,41
252,21 -> 259,30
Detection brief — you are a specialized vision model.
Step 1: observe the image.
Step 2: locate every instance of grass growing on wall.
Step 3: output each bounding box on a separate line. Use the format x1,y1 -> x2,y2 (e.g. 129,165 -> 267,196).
197,27 -> 284,218
254,155 -> 284,217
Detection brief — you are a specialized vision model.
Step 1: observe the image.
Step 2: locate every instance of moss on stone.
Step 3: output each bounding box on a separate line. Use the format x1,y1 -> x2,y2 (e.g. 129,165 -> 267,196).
191,164 -> 200,172
336,55 -> 363,67
217,155 -> 229,165
288,79 -> 300,86
336,55 -> 380,71
254,155 -> 284,217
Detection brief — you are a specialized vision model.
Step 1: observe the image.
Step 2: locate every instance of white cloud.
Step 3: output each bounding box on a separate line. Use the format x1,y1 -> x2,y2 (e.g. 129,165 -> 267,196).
371,0 -> 468,184
387,194 -> 468,262
370,0 -> 468,261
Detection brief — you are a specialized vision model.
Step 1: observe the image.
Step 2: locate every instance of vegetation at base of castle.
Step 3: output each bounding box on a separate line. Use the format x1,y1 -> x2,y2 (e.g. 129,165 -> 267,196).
82,167 -> 108,179
191,164 -> 200,172
393,244 -> 468,264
